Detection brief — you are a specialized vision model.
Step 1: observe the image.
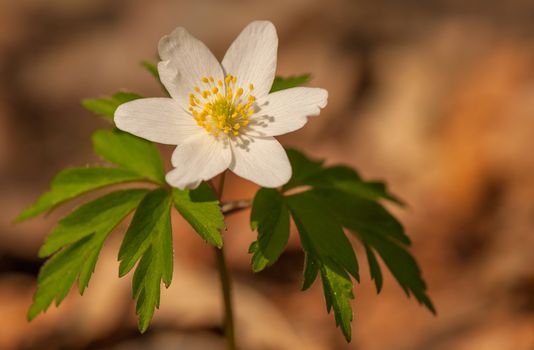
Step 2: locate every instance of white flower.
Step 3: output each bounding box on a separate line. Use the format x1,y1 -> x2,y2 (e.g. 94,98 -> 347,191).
115,21 -> 328,189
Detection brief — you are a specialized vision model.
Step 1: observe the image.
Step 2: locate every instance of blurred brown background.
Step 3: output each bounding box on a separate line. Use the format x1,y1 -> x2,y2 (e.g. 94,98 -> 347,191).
1,0 -> 534,349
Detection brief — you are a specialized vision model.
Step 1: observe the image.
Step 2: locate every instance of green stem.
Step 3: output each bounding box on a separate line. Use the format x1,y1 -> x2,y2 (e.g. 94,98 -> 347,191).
213,172 -> 237,350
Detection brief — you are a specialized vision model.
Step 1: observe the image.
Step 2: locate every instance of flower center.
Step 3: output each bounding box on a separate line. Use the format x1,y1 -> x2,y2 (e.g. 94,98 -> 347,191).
188,75 -> 256,137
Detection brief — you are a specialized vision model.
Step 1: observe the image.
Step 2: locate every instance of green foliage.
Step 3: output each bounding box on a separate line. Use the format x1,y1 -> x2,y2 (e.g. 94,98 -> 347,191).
22,65 -> 432,343
118,188 -> 173,332
142,60 -> 170,96
28,189 -> 148,320
319,262 -> 354,340
16,167 -> 143,222
249,188 -> 290,272
172,183 -> 225,248
141,61 -> 159,80
270,74 -> 311,93
92,129 -> 165,184
286,192 -> 359,281
82,92 -> 142,121
249,149 -> 434,341
22,81 -> 228,334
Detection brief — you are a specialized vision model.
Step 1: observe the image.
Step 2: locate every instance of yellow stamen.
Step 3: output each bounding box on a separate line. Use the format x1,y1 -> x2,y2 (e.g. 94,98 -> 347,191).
187,75 -> 256,138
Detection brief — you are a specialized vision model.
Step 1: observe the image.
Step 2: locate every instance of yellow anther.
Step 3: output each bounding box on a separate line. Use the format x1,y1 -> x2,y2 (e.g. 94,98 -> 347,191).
189,75 -> 255,138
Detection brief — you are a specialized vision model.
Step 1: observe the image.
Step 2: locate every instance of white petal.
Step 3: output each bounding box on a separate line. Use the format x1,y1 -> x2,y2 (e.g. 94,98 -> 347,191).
229,136 -> 291,188
165,134 -> 231,189
158,27 -> 225,109
247,87 -> 328,137
115,98 -> 201,145
222,21 -> 278,99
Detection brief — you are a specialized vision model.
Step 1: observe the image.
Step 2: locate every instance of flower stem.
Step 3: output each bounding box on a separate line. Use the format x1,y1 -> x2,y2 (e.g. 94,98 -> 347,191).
214,246 -> 237,349
213,172 -> 238,350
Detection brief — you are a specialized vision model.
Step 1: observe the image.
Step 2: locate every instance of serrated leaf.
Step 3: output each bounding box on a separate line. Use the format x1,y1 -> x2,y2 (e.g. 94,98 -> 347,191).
270,74 -> 311,93
302,253 -> 319,291
286,191 -> 359,280
118,189 -> 171,276
28,189 -> 148,320
364,243 -> 383,293
313,188 -> 410,247
314,188 -> 434,312
305,166 -> 404,205
82,92 -> 142,120
320,261 -> 354,341
357,229 -> 435,313
172,183 -> 224,248
287,191 -> 357,341
285,149 -> 403,205
17,167 -> 144,222
39,188 -> 149,258
92,129 -> 165,184
249,188 -> 290,272
286,191 -> 359,341
118,188 -> 173,333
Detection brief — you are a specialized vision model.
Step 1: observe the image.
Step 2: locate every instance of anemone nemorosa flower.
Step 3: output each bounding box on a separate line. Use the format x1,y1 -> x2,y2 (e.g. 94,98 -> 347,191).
115,21 -> 328,189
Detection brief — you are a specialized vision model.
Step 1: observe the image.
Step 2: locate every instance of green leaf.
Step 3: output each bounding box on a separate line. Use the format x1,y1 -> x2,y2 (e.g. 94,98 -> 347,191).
314,188 -> 434,312
320,261 -> 354,341
364,243 -> 383,293
92,129 -> 165,184
286,191 -> 358,340
287,191 -> 359,280
285,149 -> 403,205
286,191 -> 357,341
305,166 -> 404,205
357,229 -> 435,313
270,74 -> 311,93
249,188 -> 290,272
82,91 -> 142,121
172,183 -> 225,248
141,61 -> 159,80
118,188 -> 173,333
313,188 -> 410,246
142,60 -> 170,96
28,189 -> 148,320
283,148 -> 324,190
16,167 -> 144,222
302,253 -> 319,291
